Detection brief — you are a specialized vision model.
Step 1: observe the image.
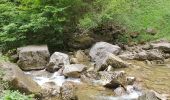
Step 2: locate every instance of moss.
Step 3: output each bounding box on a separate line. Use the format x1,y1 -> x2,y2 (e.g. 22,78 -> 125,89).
68,35 -> 95,50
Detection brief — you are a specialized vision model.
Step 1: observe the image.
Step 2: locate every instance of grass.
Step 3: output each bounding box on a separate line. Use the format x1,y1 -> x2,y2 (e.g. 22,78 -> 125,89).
0,55 -> 9,62
0,90 -> 34,100
113,0 -> 170,42
79,0 -> 170,43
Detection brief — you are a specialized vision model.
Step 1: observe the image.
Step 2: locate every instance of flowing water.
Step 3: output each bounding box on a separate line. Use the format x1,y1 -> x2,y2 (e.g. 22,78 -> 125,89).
24,59 -> 170,100
25,70 -> 142,100
120,59 -> 170,95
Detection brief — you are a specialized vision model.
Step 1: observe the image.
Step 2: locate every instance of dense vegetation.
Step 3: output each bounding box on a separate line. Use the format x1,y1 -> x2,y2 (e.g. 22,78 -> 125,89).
0,0 -> 170,52
0,90 -> 34,100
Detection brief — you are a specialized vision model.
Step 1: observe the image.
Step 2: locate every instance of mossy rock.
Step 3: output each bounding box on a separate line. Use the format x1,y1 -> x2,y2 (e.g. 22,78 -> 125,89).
68,35 -> 95,50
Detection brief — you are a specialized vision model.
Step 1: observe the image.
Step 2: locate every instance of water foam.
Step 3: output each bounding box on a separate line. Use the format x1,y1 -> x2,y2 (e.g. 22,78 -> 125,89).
25,71 -> 81,86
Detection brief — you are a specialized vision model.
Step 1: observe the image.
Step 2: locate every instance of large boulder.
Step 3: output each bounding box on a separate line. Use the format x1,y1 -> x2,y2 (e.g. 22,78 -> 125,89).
63,64 -> 86,78
89,42 -> 125,71
90,42 -> 121,60
0,62 -> 42,95
17,45 -> 50,71
46,52 -> 70,72
61,81 -> 78,100
151,41 -> 170,53
99,71 -> 126,89
94,52 -> 129,71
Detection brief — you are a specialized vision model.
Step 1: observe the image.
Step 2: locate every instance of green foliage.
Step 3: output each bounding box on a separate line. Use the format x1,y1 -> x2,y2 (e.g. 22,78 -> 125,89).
0,90 -> 34,100
0,55 -> 9,62
79,0 -> 170,43
0,0 -> 68,52
117,0 -> 170,42
0,0 -> 97,52
0,0 -> 170,52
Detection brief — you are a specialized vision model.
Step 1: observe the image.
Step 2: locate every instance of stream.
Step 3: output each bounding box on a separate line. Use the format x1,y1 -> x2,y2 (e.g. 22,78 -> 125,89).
24,59 -> 170,100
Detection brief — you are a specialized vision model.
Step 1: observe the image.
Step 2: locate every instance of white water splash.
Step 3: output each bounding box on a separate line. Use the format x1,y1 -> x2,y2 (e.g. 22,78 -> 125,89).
25,71 -> 81,87
94,85 -> 142,100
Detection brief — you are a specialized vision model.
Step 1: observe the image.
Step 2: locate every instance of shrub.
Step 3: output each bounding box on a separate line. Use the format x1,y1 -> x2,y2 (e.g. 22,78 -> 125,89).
0,90 -> 34,100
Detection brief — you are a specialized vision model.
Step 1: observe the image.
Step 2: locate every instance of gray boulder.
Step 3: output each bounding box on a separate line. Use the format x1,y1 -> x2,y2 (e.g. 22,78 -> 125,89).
89,42 -> 127,71
63,64 -> 86,78
99,71 -> 126,89
134,49 -> 164,61
17,45 -> 50,70
95,52 -> 129,71
46,52 -> 70,72
90,42 -> 121,61
0,62 -> 42,95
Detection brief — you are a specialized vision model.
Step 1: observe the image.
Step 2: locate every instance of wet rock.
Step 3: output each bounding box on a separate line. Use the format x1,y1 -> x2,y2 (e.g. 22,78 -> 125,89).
61,81 -> 78,100
41,82 -> 61,99
95,52 -> 129,71
164,53 -> 170,59
80,71 -> 100,84
63,64 -> 86,78
105,65 -> 113,71
119,51 -> 136,60
106,53 -> 130,68
73,50 -> 90,63
119,49 -> 164,62
151,41 -> 170,53
133,82 -> 145,91
99,71 -> 126,89
17,45 -> 50,70
126,77 -> 136,85
138,90 -> 165,100
46,52 -> 70,72
0,62 -> 42,95
70,58 -> 79,64
134,49 -> 164,61
70,50 -> 90,64
134,51 -> 148,60
114,86 -> 126,96
147,50 -> 164,61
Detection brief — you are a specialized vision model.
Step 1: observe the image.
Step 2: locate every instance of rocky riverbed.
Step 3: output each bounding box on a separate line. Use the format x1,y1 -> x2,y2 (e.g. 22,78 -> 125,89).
1,40 -> 170,100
